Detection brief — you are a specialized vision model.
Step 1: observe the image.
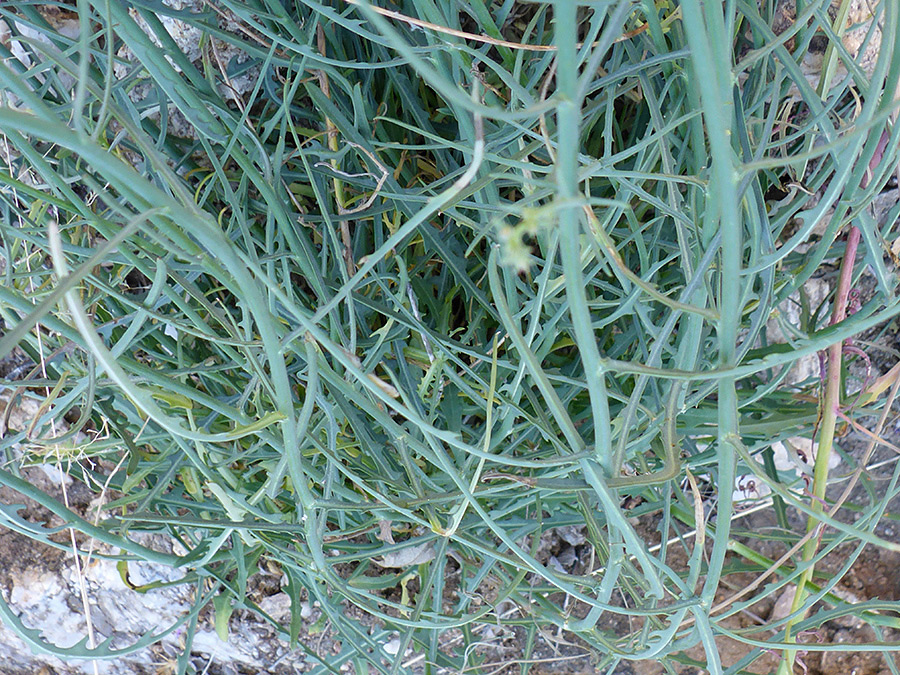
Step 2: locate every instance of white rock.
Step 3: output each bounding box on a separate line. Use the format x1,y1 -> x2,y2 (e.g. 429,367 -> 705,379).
732,474 -> 772,503
734,436 -> 840,502
770,584 -> 798,622
37,462 -> 72,486
556,525 -> 586,547
128,1 -> 204,71
548,556 -> 567,574
765,279 -> 830,386
258,593 -> 292,622
377,541 -> 436,568
769,437 -> 841,474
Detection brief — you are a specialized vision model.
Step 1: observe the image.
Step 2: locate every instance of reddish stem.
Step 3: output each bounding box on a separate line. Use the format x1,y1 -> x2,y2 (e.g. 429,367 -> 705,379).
783,130 -> 887,665
829,228 -> 861,327
826,129 -> 889,406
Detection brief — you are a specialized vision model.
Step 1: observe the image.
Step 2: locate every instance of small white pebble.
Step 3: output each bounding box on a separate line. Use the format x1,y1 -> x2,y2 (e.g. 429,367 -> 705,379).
38,463 -> 72,486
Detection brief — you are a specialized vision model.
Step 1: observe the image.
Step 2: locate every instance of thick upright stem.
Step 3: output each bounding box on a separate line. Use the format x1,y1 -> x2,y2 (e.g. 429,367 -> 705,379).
779,129 -> 887,673
779,225 -> 859,672
554,1 -> 613,471
680,3 -> 742,631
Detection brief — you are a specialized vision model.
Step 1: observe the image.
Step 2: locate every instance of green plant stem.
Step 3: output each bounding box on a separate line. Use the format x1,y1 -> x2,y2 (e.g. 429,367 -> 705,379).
779,225 -> 861,673
680,0 -> 741,613
316,21 -> 352,276
554,0 -> 613,473
779,120 -> 891,672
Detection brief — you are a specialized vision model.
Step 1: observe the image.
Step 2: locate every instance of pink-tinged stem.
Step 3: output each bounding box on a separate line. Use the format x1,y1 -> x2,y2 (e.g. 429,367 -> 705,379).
781,129 -> 887,671
829,227 -> 863,330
